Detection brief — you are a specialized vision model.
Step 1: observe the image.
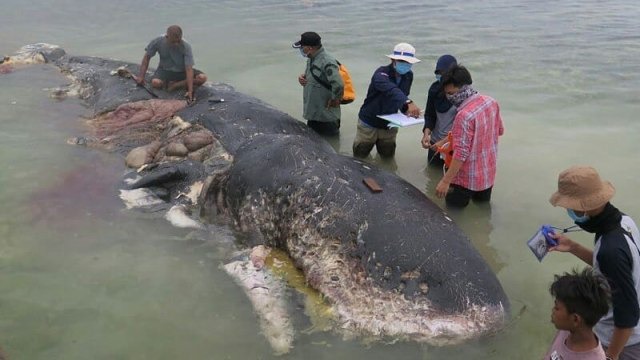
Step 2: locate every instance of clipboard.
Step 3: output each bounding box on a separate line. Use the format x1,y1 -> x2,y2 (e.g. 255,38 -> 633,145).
377,113 -> 424,128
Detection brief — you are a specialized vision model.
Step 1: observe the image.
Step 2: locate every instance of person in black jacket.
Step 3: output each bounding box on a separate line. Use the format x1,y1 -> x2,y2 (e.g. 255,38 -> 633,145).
549,166 -> 640,360
421,55 -> 457,166
353,43 -> 421,158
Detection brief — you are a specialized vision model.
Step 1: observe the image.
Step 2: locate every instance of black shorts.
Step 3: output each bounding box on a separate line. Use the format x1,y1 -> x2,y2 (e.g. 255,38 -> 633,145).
307,119 -> 340,136
151,68 -> 203,83
445,184 -> 493,208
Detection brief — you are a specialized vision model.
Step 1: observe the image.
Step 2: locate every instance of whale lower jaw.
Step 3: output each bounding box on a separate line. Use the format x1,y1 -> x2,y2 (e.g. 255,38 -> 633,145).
298,235 -> 506,345
228,189 -> 507,345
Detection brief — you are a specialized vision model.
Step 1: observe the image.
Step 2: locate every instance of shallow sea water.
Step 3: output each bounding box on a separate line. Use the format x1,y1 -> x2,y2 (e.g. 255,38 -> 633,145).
1,1 -> 640,359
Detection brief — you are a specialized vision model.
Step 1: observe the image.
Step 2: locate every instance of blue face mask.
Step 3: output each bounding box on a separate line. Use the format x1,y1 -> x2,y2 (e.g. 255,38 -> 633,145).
567,209 -> 590,224
435,74 -> 442,82
299,47 -> 307,58
394,62 -> 412,75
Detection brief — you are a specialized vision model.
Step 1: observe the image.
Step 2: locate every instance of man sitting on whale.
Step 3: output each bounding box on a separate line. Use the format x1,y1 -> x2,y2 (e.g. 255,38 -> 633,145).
135,25 -> 207,102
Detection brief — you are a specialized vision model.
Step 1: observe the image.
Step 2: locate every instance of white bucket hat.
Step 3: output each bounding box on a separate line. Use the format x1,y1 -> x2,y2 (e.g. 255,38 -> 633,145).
386,43 -> 421,64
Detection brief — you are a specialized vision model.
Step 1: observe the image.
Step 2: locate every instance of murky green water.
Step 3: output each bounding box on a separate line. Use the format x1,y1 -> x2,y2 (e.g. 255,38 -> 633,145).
1,1 -> 640,359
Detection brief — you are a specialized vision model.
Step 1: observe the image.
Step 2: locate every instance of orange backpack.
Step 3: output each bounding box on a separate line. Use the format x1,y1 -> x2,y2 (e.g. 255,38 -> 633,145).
436,132 -> 454,168
337,62 -> 355,104
311,61 -> 356,104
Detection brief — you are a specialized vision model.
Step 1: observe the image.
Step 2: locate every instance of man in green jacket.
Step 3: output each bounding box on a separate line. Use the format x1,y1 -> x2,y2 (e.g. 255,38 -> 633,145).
293,32 -> 344,135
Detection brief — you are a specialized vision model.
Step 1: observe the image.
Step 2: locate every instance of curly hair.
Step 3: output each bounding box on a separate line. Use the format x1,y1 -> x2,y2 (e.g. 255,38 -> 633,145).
550,268 -> 611,327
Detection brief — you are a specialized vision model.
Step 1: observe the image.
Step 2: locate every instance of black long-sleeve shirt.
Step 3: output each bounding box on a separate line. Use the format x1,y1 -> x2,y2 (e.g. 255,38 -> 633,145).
580,203 -> 640,346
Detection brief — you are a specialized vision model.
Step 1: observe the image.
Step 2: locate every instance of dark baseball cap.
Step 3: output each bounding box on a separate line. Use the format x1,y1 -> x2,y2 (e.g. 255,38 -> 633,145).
435,54 -> 457,74
292,32 -> 322,48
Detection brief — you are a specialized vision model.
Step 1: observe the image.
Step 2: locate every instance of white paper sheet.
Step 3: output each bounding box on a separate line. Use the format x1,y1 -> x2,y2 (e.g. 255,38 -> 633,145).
377,113 -> 424,128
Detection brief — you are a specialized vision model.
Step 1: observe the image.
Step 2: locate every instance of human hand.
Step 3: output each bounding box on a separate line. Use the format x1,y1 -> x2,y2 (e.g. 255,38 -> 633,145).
135,75 -> 145,85
435,179 -> 450,198
298,74 -> 307,86
185,91 -> 194,103
406,102 -> 421,118
548,233 -> 575,253
326,98 -> 340,108
421,131 -> 431,149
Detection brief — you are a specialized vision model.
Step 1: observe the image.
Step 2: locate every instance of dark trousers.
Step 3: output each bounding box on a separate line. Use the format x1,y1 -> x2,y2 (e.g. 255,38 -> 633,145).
427,148 -> 445,167
445,184 -> 493,208
603,343 -> 640,360
307,120 -> 340,136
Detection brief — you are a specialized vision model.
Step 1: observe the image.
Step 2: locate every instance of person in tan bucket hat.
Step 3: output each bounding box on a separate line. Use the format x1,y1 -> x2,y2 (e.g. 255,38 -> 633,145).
549,166 -> 640,360
550,166 -> 616,212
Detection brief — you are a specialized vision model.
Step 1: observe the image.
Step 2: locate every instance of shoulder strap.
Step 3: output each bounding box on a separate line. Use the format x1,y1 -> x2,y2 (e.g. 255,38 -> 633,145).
310,59 -> 341,91
620,227 -> 640,257
310,64 -> 332,90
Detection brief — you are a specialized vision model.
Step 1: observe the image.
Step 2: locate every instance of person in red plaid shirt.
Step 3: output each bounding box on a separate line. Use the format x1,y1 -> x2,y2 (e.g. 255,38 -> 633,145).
434,65 -> 504,207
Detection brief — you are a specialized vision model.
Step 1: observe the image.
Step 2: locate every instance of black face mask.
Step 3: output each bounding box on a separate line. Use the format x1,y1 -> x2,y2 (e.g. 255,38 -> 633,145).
575,203 -> 621,235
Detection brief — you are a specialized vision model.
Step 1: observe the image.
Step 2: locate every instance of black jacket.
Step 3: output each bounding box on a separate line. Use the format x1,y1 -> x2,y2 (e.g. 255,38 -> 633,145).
423,80 -> 454,133
358,64 -> 413,129
579,203 -> 640,332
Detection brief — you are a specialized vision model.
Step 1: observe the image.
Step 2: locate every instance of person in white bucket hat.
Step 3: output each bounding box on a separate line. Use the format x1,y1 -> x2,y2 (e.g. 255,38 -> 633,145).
549,166 -> 640,360
353,43 -> 421,158
386,42 -> 421,64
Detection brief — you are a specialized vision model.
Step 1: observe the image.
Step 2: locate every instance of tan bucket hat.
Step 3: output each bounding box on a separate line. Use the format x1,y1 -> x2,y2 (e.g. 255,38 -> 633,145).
549,166 -> 615,211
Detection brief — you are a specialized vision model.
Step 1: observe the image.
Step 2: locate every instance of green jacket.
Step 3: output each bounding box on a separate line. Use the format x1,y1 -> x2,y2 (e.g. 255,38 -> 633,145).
303,47 -> 344,123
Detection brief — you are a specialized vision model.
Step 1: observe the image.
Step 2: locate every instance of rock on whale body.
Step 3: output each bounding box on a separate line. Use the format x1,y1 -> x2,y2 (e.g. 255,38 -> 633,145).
14,44 -> 509,345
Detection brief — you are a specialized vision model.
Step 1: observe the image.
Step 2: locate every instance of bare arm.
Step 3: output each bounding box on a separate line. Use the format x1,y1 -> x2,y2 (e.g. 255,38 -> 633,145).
606,327 -> 634,360
435,158 -> 463,198
571,242 -> 594,265
185,65 -> 194,100
549,233 -> 593,265
137,54 -> 150,84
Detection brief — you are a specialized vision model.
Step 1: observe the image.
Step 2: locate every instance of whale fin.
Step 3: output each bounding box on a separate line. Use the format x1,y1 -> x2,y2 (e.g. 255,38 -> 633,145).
130,160 -> 204,190
223,246 -> 295,354
130,166 -> 183,189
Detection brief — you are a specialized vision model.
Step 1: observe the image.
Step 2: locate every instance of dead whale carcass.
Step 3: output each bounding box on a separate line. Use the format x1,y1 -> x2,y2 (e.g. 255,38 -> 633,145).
13,43 -> 510,351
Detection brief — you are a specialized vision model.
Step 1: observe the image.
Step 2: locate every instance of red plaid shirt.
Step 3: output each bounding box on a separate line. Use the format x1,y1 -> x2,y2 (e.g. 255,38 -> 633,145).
451,94 -> 504,191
